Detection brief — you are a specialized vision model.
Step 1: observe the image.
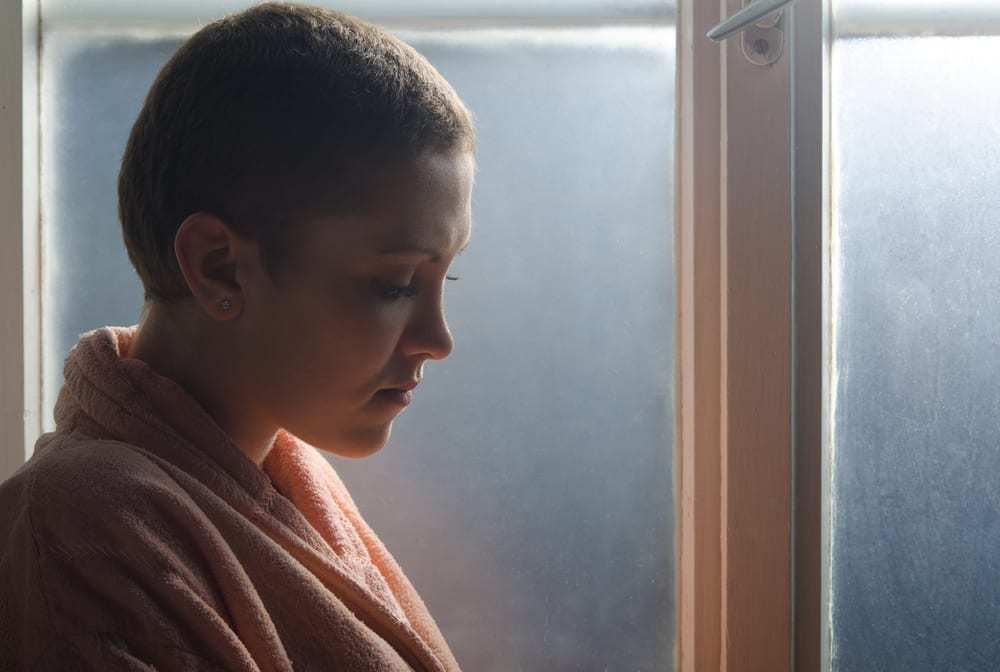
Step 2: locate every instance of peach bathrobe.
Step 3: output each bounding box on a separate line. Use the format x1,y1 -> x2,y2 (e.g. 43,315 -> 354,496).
0,326 -> 461,672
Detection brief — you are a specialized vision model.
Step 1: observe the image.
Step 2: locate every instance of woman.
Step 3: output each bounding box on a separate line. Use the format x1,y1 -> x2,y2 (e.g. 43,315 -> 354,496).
0,3 -> 473,670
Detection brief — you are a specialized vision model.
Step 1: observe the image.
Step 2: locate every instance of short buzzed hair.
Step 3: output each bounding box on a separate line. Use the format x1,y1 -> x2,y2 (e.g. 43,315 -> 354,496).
118,2 -> 476,303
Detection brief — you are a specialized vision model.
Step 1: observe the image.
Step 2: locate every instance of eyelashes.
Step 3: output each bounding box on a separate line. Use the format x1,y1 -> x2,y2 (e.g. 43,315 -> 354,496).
377,276 -> 460,301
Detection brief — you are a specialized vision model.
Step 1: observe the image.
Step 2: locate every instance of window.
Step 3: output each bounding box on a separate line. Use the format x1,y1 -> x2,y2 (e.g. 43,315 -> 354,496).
829,2 -> 1000,669
21,2 -> 677,670
21,0 -> 996,670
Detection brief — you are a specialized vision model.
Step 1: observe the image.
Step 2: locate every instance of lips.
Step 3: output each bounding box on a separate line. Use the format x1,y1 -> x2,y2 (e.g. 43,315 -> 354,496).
376,378 -> 418,408
383,380 -> 419,392
376,388 -> 413,406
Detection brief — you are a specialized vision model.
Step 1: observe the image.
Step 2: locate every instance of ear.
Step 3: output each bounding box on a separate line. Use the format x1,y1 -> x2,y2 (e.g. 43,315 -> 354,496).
173,212 -> 256,321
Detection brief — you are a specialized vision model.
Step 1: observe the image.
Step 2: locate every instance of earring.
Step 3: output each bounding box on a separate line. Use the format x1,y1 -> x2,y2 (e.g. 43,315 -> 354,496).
220,298 -> 233,312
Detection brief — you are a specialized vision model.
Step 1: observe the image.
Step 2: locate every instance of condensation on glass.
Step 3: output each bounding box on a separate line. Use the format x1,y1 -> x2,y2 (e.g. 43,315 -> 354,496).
831,10 -> 1000,671
40,5 -> 676,670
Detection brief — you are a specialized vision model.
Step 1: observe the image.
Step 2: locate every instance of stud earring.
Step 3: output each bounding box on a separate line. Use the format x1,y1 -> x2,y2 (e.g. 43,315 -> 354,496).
220,298 -> 233,312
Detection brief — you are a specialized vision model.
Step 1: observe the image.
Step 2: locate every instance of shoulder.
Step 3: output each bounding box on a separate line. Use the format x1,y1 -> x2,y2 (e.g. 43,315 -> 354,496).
26,630 -> 230,671
5,433 -> 198,554
0,436 -> 218,668
30,432 -> 181,504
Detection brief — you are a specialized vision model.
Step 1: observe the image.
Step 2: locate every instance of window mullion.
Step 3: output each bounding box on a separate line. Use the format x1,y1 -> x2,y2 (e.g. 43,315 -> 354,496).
719,0 -> 793,665
790,1 -> 831,670
676,0 -> 723,668
677,0 -> 800,668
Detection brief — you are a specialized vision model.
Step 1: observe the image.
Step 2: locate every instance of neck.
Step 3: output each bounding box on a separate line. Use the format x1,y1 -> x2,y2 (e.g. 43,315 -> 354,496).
126,301 -> 278,466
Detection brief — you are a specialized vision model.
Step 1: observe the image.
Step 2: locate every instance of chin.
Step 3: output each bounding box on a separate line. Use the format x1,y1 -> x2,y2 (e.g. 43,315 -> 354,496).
312,424 -> 392,460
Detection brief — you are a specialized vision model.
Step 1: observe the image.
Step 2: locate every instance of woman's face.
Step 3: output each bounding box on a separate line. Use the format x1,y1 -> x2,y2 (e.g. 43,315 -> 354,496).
235,148 -> 474,458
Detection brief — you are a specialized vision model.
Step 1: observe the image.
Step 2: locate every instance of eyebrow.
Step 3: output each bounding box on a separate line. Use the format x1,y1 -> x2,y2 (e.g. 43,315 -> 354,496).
377,238 -> 471,263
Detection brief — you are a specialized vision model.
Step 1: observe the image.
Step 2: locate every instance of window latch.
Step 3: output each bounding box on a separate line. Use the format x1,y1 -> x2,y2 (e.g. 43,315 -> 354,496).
707,0 -> 796,66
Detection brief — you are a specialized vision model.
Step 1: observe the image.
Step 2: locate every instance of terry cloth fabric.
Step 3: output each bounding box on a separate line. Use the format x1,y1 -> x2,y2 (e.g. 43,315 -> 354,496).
0,325 -> 461,672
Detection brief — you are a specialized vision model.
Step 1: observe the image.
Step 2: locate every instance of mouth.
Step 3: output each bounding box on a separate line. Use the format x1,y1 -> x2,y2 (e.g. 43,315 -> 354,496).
375,388 -> 413,407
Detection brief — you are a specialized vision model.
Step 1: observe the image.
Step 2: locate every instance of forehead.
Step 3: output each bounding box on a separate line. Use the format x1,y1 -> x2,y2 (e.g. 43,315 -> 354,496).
305,149 -> 474,261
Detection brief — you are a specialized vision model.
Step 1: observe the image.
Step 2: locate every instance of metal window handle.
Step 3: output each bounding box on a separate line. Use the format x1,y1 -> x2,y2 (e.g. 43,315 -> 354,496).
707,0 -> 797,41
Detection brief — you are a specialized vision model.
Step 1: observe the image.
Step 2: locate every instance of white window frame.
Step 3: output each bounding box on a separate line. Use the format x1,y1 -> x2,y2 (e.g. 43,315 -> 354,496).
1,0 -> 41,482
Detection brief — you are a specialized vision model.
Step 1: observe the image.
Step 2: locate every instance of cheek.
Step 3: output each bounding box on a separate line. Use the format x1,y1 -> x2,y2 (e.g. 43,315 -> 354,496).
336,289 -> 410,350
264,280 -> 408,380
295,304 -> 402,382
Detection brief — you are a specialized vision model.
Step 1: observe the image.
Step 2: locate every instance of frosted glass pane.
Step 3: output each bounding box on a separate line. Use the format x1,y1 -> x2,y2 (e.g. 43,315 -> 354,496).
41,24 -> 675,672
831,36 -> 1000,671
836,1 -> 1000,39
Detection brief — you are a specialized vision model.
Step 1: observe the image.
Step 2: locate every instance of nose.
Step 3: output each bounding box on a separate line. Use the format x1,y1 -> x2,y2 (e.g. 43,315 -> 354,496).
402,293 -> 454,361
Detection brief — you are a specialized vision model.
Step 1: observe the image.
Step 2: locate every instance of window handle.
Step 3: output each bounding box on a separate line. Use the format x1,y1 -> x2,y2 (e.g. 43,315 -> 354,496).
707,0 -> 797,41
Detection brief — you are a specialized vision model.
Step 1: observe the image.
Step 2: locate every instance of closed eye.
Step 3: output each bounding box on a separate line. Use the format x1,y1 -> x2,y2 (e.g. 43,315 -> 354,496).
376,275 -> 460,301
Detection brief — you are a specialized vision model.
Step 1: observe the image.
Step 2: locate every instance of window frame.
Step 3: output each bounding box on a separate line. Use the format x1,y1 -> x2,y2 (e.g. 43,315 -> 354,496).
791,1 -> 831,670
1,0 -> 41,483
675,0 -> 830,669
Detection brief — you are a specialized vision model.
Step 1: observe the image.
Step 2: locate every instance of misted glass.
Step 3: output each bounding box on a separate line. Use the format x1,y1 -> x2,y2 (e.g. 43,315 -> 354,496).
40,6 -> 676,670
831,16 -> 1000,672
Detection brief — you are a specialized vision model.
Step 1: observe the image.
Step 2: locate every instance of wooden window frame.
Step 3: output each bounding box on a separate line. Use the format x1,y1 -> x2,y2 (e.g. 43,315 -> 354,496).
676,0 -> 829,670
